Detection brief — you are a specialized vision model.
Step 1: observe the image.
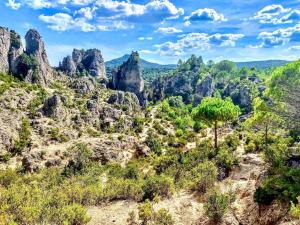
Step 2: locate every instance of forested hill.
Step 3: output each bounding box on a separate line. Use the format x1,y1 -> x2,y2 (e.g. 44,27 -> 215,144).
106,54 -> 176,69
236,60 -> 290,69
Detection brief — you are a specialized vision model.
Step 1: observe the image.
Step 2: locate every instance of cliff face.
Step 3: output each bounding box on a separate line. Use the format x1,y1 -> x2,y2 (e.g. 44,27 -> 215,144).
0,27 -> 52,86
112,51 -> 146,106
59,48 -> 106,79
23,29 -> 53,85
0,27 -> 11,73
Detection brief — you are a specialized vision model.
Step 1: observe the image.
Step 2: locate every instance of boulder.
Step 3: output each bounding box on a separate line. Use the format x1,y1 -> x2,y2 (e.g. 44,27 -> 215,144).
59,48 -> 106,79
69,76 -> 97,95
42,95 -> 67,118
107,91 -> 141,112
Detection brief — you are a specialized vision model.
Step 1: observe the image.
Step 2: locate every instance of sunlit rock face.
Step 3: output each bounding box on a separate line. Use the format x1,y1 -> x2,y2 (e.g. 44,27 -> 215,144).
60,48 -> 106,79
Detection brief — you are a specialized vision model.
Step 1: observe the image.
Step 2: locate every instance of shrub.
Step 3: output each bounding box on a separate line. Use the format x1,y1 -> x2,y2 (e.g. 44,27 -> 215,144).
103,178 -> 143,202
215,147 -> 239,171
143,176 -> 174,200
191,161 -> 218,193
55,203 -> 91,225
133,117 -> 145,133
12,118 -> 31,155
204,190 -> 233,222
290,196 -> 300,219
154,208 -> 174,225
138,200 -> 154,224
50,128 -> 70,143
63,143 -> 92,176
137,200 -> 174,225
146,134 -> 162,156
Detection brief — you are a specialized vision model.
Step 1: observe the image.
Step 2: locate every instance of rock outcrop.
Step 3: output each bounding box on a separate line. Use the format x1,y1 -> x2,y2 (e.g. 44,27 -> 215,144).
59,49 -> 106,79
22,29 -> 53,85
0,27 -> 11,73
194,75 -> 214,106
0,27 -> 52,86
112,51 -> 146,106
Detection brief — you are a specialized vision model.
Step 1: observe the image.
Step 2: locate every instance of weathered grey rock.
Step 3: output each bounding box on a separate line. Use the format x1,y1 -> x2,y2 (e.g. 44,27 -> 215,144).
22,155 -> 41,172
112,51 -> 144,93
107,91 -> 141,112
59,48 -> 106,79
112,52 -> 146,106
69,76 -> 97,94
42,95 -> 66,118
24,29 -> 52,86
0,27 -> 11,73
8,31 -> 23,74
194,75 -> 214,106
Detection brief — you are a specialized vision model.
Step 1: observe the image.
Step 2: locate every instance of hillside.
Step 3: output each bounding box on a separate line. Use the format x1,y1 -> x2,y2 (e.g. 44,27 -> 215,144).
236,60 -> 290,69
106,54 -> 176,69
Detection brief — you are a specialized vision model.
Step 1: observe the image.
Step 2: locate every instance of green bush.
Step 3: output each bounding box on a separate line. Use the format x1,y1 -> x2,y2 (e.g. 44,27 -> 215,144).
143,175 -> 174,200
154,208 -> 175,225
63,143 -> 92,176
215,147 -> 239,171
191,161 -> 218,193
204,190 -> 233,222
50,128 -> 70,143
146,134 -> 162,156
12,118 -> 31,155
133,116 -> 145,133
290,196 -> 300,219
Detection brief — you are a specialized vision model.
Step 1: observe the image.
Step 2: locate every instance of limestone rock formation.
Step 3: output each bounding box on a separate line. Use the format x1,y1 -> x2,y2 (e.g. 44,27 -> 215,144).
0,27 -> 52,86
111,51 -> 146,106
0,27 -> 12,73
59,48 -> 106,79
194,75 -> 214,106
22,29 -> 53,85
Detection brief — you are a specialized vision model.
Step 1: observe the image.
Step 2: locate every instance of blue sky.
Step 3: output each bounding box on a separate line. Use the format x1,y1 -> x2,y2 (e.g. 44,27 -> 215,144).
1,0 -> 300,66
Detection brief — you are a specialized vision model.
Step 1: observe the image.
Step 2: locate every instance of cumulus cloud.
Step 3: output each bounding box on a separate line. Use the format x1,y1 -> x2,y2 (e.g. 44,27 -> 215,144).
257,24 -> 300,48
251,4 -> 300,24
184,8 -> 227,25
39,13 -> 96,32
156,27 -> 183,35
6,0 -> 21,9
153,32 -> 244,56
7,0 -> 184,31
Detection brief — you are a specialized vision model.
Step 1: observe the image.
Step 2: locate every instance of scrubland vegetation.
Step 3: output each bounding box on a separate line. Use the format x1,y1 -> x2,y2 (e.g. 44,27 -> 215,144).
0,57 -> 299,224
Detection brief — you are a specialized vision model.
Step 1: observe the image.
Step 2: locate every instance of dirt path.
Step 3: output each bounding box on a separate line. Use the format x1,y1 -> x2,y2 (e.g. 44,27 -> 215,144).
86,138 -> 272,225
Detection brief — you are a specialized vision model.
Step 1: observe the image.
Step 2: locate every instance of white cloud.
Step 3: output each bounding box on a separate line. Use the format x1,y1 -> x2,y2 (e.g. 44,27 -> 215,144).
75,7 -> 97,20
138,37 -> 153,41
97,20 -> 134,31
257,24 -> 300,48
6,0 -> 21,9
289,45 -> 300,50
156,27 -> 183,35
184,8 -> 227,24
251,4 -> 299,24
39,13 -> 96,32
153,32 -> 244,56
7,0 -> 184,31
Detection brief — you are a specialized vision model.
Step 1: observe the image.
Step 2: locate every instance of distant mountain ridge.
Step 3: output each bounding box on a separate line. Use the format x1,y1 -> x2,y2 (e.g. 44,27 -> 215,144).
105,54 -> 176,69
107,55 -> 290,70
236,60 -> 290,69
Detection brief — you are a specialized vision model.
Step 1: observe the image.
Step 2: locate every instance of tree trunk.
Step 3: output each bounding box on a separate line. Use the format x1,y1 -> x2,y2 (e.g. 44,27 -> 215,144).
265,125 -> 268,150
214,120 -> 218,149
